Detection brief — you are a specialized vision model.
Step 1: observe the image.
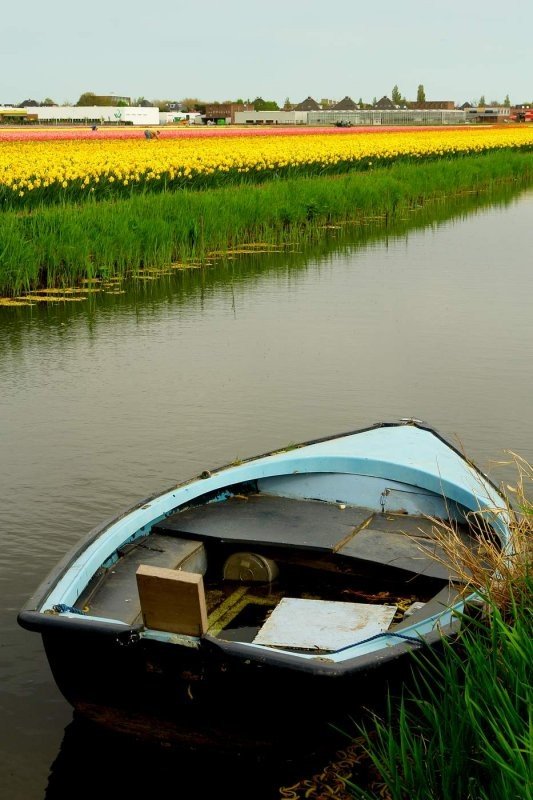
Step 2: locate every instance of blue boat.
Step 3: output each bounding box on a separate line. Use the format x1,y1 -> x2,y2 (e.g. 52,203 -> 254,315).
18,421 -> 510,748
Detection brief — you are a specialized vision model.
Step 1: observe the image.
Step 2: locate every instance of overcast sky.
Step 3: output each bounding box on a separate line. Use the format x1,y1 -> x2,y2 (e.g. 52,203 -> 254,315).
2,0 -> 531,106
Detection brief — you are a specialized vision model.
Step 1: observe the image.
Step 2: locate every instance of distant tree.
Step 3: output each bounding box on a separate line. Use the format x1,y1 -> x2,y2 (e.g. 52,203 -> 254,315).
116,100 -> 129,107
18,99 -> 38,107
41,97 -> 56,106
180,97 -> 204,112
283,97 -> 292,110
76,92 -> 98,106
372,96 -> 377,106
416,84 -> 426,103
358,97 -> 363,107
478,94 -> 486,107
152,99 -> 173,112
503,94 -> 511,107
391,85 -> 402,105
253,97 -> 279,111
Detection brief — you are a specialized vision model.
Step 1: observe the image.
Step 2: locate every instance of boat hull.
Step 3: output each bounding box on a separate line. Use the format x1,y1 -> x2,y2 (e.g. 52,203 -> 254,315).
19,421 -> 508,750
38,618 -> 449,750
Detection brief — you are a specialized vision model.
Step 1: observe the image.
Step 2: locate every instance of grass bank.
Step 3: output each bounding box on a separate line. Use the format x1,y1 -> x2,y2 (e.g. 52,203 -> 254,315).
1,149 -> 533,296
346,460 -> 533,800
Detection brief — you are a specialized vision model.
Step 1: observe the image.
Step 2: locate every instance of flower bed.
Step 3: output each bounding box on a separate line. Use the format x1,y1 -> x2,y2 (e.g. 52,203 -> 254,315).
1,127 -> 532,208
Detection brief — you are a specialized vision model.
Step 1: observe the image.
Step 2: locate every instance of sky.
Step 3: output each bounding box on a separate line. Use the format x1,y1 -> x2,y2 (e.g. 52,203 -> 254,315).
1,0 -> 531,106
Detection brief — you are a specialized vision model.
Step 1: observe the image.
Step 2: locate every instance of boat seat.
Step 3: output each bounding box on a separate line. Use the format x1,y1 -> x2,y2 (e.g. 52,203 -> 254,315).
155,494 -> 470,580
76,535 -> 206,625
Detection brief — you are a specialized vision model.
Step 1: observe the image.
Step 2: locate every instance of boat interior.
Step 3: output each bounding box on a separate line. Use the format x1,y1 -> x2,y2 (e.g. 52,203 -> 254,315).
74,476 -> 492,651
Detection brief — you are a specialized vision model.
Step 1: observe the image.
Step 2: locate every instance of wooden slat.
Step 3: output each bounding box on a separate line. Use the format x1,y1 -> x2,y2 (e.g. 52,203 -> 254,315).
136,565 -> 208,636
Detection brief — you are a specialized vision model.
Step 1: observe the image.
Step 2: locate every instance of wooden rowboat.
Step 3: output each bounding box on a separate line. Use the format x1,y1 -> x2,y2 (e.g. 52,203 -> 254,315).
18,420 -> 509,748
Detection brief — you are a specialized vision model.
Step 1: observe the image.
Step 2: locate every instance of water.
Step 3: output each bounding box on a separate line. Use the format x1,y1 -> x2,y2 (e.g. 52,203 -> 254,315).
1,187 -> 533,798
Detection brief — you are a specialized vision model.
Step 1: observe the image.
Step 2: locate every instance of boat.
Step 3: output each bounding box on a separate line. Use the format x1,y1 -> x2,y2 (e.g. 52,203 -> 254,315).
18,420 -> 510,749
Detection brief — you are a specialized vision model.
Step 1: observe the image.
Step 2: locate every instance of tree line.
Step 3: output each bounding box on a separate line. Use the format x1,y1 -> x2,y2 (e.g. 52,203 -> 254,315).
14,87 -> 518,110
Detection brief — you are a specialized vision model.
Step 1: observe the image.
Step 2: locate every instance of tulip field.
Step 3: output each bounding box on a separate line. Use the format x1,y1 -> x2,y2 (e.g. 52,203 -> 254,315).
1,126 -> 532,209
1,125 -> 533,296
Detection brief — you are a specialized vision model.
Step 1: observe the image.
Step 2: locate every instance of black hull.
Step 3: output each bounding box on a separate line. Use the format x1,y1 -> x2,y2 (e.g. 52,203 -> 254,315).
39,623 -> 446,751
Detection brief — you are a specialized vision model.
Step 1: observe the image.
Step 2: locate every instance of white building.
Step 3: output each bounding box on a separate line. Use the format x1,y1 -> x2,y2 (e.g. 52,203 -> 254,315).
159,111 -> 203,125
24,106 -> 160,126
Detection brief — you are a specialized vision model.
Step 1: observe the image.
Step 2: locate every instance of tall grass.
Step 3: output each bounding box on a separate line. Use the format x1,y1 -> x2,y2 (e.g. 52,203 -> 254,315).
1,150 -> 533,296
346,463 -> 532,800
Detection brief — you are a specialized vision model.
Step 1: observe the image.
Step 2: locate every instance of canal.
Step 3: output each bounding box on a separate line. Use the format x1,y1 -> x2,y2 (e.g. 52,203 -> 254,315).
1,185 -> 532,798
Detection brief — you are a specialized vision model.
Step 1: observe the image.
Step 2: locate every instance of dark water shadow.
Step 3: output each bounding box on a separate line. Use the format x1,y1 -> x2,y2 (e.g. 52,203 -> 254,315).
44,713 -> 363,800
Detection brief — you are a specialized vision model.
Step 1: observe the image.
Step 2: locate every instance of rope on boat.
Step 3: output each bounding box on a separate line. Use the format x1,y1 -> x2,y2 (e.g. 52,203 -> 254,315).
331,630 -> 423,655
52,604 -> 86,615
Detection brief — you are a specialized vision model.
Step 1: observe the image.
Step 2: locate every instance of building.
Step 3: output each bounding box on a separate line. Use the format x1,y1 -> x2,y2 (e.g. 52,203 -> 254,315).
234,110 -> 308,125
464,106 -> 511,123
409,101 -> 455,110
0,107 -> 37,124
308,109 -> 466,126
160,111 -> 202,125
374,96 -> 396,109
234,109 -> 467,126
23,105 -> 159,125
332,96 -> 359,110
204,103 -> 253,124
294,96 -> 321,111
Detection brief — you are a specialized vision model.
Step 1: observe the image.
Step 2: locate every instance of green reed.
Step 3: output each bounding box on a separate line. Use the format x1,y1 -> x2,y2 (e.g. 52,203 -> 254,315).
347,587 -> 532,800
347,465 -> 533,800
1,150 -> 532,296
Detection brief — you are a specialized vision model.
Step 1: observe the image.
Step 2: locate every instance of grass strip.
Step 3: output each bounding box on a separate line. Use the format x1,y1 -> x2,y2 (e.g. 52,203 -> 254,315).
347,587 -> 532,800
346,457 -> 533,800
1,150 -> 533,296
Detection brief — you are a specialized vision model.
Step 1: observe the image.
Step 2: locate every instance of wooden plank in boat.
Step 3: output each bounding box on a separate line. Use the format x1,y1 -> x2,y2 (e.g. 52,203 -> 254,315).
156,494 -> 372,550
136,565 -> 208,636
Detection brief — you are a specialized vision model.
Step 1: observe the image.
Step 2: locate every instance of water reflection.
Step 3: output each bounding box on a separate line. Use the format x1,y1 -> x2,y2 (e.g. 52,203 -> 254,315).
0,180 -> 528,342
45,716 -> 354,800
2,183 -> 533,800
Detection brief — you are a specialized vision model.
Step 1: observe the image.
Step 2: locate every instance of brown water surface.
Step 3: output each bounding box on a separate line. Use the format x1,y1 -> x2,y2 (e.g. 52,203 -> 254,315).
1,186 -> 532,798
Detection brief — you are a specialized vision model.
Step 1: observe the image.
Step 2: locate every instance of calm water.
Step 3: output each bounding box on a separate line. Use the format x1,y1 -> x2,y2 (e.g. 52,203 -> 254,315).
1,187 -> 533,798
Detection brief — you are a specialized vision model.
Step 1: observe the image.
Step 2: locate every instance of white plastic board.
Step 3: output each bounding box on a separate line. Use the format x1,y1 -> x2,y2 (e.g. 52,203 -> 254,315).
253,598 -> 397,651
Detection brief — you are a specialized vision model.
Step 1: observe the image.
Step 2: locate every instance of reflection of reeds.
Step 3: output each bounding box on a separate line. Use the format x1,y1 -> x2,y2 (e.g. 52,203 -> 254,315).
346,463 -> 532,800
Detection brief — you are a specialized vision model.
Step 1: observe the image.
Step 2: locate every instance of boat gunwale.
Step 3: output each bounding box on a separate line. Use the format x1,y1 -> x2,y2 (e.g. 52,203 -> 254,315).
19,421 -> 391,616
17,605 -> 460,677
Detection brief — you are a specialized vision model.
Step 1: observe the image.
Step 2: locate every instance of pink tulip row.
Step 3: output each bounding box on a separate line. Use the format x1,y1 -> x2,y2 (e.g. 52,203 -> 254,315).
0,125 -> 463,142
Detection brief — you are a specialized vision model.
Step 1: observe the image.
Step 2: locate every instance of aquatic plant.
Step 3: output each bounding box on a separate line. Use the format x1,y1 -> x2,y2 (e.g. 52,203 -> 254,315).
1,150 -> 532,296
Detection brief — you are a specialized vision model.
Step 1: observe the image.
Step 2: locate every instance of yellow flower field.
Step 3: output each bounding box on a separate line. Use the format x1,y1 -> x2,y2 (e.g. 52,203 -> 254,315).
1,127 -> 532,206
